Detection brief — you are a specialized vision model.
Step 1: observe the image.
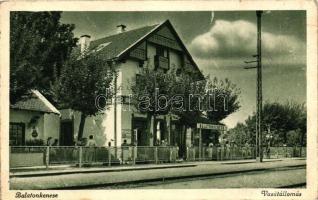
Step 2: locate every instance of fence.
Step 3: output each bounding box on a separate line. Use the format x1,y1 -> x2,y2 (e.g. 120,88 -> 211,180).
186,146 -> 306,161
186,146 -> 256,161
263,146 -> 306,159
10,146 -> 306,169
10,146 -> 178,168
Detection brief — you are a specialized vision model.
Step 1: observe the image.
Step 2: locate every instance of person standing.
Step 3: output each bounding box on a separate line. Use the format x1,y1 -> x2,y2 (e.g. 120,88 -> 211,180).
86,135 -> 97,165
46,137 -> 53,146
87,135 -> 97,147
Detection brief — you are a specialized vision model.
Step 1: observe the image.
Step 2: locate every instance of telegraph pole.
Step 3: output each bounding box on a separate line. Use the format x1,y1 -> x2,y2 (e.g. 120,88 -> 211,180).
256,10 -> 263,162
244,11 -> 263,162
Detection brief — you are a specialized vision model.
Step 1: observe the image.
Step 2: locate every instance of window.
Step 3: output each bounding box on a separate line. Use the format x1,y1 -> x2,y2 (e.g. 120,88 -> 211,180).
9,123 -> 25,146
154,46 -> 170,71
156,46 -> 168,58
138,60 -> 144,68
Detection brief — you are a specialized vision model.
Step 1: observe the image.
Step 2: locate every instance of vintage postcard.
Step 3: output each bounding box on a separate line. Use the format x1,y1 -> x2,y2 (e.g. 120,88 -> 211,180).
0,1 -> 317,200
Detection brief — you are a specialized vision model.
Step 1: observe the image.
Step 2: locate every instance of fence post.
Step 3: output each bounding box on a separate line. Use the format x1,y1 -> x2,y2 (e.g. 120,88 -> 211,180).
169,147 -> 172,162
132,146 -> 136,165
216,148 -> 219,160
154,147 -> 158,164
108,147 -> 111,166
221,147 -> 224,160
300,146 -> 303,157
45,146 -> 50,169
186,147 -> 189,161
193,148 -> 196,161
79,147 -> 82,168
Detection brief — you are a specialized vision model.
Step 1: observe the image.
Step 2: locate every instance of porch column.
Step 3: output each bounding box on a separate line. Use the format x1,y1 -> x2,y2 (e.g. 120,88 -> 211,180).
149,116 -> 155,146
166,115 -> 171,145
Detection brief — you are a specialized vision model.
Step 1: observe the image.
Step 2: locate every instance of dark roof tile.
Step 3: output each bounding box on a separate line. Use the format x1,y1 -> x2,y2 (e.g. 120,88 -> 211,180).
88,24 -> 159,59
10,90 -> 60,115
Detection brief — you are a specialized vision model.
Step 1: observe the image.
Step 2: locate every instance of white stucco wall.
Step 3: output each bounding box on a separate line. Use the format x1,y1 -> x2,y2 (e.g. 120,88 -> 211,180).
10,110 -> 44,142
114,42 -> 185,146
57,37 -> 186,147
10,109 -> 60,144
119,60 -> 140,96
60,108 -> 107,146
169,49 -> 183,70
147,44 -> 157,70
43,113 -> 60,143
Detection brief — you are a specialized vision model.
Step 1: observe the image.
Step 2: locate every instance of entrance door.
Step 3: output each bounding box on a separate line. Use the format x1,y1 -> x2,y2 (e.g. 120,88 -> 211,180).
60,121 -> 74,146
132,118 -> 148,146
173,123 -> 186,158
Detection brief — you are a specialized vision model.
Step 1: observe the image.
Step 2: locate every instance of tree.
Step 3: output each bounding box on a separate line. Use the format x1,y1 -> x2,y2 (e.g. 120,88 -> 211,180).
170,70 -> 206,128
131,66 -> 175,145
286,129 -> 302,146
261,101 -> 306,146
10,11 -> 77,104
131,65 -> 241,146
227,122 -> 253,146
237,101 -> 306,146
53,52 -> 116,141
206,77 -> 241,123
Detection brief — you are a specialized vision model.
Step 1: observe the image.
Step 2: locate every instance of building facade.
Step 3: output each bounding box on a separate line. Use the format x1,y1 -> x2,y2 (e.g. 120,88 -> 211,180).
10,90 -> 60,146
59,20 -> 226,157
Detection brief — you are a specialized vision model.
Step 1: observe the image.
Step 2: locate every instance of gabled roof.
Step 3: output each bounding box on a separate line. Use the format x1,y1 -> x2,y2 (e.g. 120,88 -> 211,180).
88,24 -> 159,60
82,20 -> 203,79
10,90 -> 60,115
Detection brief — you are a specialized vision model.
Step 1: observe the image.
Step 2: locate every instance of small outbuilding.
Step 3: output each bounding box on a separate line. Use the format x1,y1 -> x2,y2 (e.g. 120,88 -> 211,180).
10,90 -> 60,146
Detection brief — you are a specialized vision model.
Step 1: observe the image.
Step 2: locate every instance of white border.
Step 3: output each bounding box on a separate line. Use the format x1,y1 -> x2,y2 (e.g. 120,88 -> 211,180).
1,1 -> 317,200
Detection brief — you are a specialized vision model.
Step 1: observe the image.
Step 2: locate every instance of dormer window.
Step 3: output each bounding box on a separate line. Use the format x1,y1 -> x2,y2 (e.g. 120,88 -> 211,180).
95,42 -> 111,52
155,45 -> 169,71
156,46 -> 168,58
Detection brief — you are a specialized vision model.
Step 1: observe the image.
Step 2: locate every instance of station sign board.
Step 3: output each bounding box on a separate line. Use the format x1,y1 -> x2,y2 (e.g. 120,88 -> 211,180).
196,123 -> 226,131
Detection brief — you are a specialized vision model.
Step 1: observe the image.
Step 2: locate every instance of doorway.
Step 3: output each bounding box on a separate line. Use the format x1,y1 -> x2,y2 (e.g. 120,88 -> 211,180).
132,118 -> 148,146
60,120 -> 74,146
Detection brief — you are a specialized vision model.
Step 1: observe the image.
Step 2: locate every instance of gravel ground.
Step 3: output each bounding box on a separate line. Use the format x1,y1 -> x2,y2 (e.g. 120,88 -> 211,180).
119,166 -> 305,189
10,158 -> 306,190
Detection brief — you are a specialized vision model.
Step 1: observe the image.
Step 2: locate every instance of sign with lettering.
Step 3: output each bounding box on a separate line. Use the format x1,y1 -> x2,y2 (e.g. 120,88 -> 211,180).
197,123 -> 226,131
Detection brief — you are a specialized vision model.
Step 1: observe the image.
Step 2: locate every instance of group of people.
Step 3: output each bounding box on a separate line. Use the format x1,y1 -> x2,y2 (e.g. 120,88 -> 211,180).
154,139 -> 169,146
74,135 -> 97,147
46,135 -> 97,147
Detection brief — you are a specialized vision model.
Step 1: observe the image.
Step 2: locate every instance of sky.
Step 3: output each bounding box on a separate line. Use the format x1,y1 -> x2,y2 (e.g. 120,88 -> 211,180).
61,11 -> 306,128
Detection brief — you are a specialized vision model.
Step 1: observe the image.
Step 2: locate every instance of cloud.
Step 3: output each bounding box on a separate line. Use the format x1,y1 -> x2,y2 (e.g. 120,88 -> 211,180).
189,20 -> 305,61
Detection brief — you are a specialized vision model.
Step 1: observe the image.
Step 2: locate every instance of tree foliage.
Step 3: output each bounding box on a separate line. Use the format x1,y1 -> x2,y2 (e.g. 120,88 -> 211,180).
53,52 -> 116,140
206,77 -> 241,123
10,11 -> 77,104
226,122 -> 254,146
130,66 -> 179,145
131,66 -> 176,116
228,101 -> 306,146
169,71 -> 206,127
131,64 -> 241,146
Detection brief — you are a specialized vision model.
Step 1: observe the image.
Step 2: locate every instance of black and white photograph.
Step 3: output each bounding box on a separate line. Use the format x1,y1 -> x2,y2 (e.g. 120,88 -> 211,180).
0,1 -> 317,200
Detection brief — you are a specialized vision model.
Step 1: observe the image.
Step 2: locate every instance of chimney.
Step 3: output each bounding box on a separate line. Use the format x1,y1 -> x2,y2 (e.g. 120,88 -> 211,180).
79,34 -> 91,54
116,24 -> 127,33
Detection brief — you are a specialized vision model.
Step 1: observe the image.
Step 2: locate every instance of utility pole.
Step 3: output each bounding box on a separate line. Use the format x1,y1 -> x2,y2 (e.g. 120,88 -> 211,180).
244,11 -> 263,162
256,10 -> 263,162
